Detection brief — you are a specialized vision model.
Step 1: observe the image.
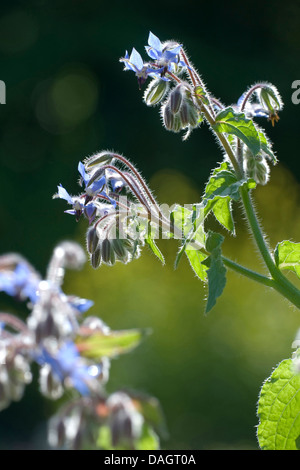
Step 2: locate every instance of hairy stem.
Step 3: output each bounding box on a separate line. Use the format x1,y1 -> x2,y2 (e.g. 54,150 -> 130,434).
239,185 -> 300,308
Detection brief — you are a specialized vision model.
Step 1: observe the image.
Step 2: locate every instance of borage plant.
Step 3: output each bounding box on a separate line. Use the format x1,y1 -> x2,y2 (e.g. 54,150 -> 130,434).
2,31 -> 300,450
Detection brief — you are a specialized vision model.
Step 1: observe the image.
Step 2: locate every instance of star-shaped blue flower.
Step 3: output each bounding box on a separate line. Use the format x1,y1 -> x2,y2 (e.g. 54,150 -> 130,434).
0,263 -> 40,303
145,32 -> 184,73
57,184 -> 96,223
120,48 -> 162,88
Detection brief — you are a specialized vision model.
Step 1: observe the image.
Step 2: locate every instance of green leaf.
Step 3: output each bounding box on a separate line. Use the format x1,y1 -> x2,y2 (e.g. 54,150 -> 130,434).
257,358 -> 300,450
274,240 -> 300,279
172,204 -> 206,269
203,162 -> 256,233
76,328 -> 145,360
211,197 -> 234,233
145,222 -> 165,265
203,231 -> 227,314
213,107 -> 261,156
185,247 -> 208,281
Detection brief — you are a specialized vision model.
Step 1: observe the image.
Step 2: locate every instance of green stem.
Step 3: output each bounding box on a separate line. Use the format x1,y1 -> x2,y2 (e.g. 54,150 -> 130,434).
239,184 -> 300,309
222,256 -> 274,288
200,96 -> 300,309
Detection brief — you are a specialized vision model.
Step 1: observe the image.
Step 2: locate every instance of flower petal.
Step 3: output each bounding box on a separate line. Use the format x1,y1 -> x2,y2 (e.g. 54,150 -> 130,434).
148,31 -> 162,53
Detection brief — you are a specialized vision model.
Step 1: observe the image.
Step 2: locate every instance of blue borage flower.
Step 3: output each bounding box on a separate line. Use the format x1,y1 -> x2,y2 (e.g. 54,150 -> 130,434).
56,162 -> 117,223
120,47 -> 162,89
0,262 -> 40,303
36,341 -> 100,396
145,31 -> 185,74
57,184 -> 96,223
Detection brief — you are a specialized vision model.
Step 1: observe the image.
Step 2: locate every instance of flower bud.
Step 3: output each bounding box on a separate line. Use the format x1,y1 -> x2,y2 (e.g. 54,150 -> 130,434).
102,239 -> 115,265
111,238 -> 128,262
244,153 -> 270,185
86,226 -> 99,254
91,245 -> 102,269
180,99 -> 199,127
259,85 -> 282,114
169,85 -> 183,114
162,103 -> 174,130
39,364 -> 64,400
84,151 -> 114,170
143,79 -> 169,106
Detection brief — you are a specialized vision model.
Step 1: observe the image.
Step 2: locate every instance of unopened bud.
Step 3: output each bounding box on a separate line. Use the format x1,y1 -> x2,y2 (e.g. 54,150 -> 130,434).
169,85 -> 183,114
87,227 -> 99,254
84,151 -> 114,170
259,85 -> 282,114
111,238 -> 128,261
244,153 -> 270,185
102,239 -> 115,265
162,103 -> 174,130
91,245 -> 102,269
180,99 -> 199,127
39,364 -> 64,400
143,79 -> 169,106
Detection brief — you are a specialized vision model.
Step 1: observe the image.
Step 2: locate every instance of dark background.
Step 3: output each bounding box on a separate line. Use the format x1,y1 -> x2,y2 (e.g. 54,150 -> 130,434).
1,0 -> 300,450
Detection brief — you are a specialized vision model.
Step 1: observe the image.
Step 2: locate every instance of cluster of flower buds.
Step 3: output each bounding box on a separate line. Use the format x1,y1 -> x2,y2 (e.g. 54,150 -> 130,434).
121,32 -> 206,140
48,390 -> 162,450
55,151 -> 169,269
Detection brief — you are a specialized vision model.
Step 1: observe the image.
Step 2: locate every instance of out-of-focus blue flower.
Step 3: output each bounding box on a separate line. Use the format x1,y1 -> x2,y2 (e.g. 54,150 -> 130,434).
37,341 -> 98,395
67,296 -> 94,314
0,263 -> 40,303
145,32 -> 184,73
120,48 -> 162,88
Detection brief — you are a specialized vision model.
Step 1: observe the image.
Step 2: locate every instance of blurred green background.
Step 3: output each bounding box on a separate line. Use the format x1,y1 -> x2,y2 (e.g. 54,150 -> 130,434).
1,0 -> 300,450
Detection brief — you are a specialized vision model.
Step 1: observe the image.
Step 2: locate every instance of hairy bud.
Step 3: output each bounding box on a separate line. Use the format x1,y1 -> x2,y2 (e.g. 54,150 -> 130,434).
84,151 -> 115,170
143,79 -> 169,106
91,245 -> 102,269
169,85 -> 183,114
244,152 -> 270,185
86,227 -> 99,254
